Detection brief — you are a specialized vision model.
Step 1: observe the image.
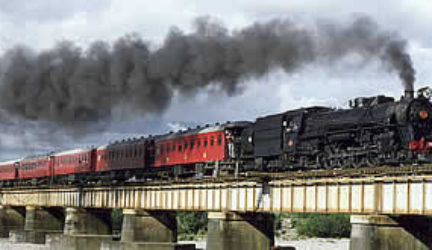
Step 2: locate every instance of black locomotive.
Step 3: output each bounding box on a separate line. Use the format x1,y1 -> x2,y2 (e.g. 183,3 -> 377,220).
240,87 -> 432,171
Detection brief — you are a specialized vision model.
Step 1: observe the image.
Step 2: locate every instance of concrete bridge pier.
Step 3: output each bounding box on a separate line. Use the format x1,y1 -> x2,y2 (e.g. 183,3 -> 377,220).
102,210 -> 194,250
63,207 -> 112,235
206,212 -> 275,250
0,206 -> 24,237
350,215 -> 432,250
9,206 -> 64,243
121,209 -> 177,242
46,207 -> 112,250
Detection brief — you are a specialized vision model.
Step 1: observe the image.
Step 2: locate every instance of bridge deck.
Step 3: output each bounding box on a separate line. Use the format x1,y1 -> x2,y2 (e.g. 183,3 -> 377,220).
2,174 -> 432,215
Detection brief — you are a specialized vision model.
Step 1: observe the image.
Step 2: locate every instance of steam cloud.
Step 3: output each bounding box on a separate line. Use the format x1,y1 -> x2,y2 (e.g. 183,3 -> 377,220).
0,16 -> 415,123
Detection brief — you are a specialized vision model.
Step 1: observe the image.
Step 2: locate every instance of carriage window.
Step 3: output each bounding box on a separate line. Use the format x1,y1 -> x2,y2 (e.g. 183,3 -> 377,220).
172,144 -> 176,152
167,144 -> 170,154
139,147 -> 143,156
178,145 -> 182,152
204,139 -> 208,147
134,147 -> 138,157
184,141 -> 188,150
218,135 -> 222,146
161,145 -> 165,154
197,139 -> 201,148
156,146 -> 160,156
190,139 -> 195,149
210,136 -> 214,146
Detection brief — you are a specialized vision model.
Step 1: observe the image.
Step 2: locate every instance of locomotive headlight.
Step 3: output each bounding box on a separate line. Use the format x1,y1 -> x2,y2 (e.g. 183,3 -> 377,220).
419,110 -> 429,120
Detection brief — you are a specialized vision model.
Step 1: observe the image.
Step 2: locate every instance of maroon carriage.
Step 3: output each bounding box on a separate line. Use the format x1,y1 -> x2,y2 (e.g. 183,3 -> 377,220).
95,137 -> 153,181
52,148 -> 95,177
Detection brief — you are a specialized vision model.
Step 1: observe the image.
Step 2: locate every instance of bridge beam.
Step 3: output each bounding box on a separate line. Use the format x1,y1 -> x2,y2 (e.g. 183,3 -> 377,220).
121,209 -> 177,243
350,215 -> 432,250
9,206 -> 64,243
206,212 -> 275,250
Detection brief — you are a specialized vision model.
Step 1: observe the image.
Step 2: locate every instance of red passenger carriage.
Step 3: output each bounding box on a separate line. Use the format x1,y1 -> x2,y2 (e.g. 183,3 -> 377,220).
0,160 -> 18,181
154,122 -> 251,172
19,156 -> 52,179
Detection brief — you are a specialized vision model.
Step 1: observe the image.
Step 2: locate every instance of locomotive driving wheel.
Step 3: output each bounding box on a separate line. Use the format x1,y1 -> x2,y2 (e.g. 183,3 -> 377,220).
364,152 -> 380,167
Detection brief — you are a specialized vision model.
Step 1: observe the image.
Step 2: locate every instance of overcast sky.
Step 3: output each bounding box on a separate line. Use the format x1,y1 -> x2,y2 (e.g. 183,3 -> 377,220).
0,0 -> 431,160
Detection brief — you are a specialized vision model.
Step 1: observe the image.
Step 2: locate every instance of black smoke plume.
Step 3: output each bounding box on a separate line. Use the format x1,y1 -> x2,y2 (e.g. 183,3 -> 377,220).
0,16 -> 415,123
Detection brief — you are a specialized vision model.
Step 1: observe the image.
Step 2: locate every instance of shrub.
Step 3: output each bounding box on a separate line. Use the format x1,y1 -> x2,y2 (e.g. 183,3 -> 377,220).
291,213 -> 351,238
177,211 -> 208,240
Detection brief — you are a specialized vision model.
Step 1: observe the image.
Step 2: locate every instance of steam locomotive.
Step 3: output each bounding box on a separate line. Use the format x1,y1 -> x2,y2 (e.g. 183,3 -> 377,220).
0,87 -> 431,185
241,88 -> 432,171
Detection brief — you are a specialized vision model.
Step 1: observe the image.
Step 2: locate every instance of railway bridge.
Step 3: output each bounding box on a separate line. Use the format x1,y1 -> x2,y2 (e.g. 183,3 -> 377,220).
2,166 -> 432,250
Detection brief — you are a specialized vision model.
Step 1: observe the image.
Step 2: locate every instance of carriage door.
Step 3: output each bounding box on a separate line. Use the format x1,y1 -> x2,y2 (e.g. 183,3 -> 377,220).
283,113 -> 303,153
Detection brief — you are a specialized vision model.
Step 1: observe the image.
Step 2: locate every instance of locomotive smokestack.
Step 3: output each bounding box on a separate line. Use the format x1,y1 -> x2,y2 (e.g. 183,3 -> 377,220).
405,90 -> 414,99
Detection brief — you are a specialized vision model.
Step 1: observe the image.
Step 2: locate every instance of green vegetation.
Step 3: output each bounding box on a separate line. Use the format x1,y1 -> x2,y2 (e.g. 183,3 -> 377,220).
111,209 -> 123,236
177,211 -> 208,240
274,212 -> 288,232
291,213 -> 351,238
